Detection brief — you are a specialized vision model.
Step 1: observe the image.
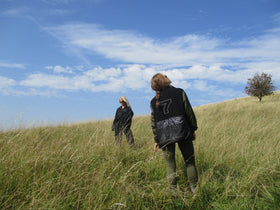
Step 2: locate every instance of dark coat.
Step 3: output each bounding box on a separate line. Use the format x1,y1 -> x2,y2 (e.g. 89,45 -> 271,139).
112,106 -> 134,131
150,86 -> 197,148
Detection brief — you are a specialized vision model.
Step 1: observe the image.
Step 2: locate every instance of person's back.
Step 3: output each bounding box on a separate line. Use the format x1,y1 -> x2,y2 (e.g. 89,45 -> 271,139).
151,86 -> 192,148
151,86 -> 185,120
150,73 -> 198,192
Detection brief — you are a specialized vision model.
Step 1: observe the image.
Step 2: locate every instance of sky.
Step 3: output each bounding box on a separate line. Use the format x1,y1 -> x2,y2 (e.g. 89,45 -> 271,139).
1,0 -> 280,130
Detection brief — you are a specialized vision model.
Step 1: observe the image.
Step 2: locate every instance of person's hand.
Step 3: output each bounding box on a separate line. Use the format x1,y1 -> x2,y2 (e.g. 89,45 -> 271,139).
193,132 -> 196,140
154,143 -> 158,152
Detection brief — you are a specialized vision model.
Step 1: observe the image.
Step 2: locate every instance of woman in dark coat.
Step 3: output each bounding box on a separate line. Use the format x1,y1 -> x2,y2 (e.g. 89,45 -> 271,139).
150,73 -> 198,193
112,96 -> 134,145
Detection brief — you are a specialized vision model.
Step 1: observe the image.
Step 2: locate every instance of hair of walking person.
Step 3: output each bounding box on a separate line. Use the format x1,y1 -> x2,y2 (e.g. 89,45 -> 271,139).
119,96 -> 131,108
151,73 -> 171,107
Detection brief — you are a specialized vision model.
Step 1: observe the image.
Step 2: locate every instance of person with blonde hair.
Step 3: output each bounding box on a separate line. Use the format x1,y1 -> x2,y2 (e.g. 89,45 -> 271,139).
112,96 -> 134,145
150,73 -> 198,193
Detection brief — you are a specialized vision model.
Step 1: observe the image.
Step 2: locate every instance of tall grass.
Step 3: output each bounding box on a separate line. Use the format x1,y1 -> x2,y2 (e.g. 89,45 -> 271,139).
1,92 -> 279,209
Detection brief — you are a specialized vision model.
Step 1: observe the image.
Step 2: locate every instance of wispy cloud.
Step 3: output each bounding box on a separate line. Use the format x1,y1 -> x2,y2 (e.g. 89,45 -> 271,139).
45,65 -> 74,74
41,23 -> 280,101
41,0 -> 72,4
19,65 -> 154,93
1,22 -> 279,99
5,63 -> 265,95
1,60 -> 278,100
41,0 -> 104,5
0,76 -> 16,88
273,12 -> 280,23
47,9 -> 71,16
1,7 -> 29,18
0,62 -> 25,69
19,73 -> 94,91
44,23 -> 280,66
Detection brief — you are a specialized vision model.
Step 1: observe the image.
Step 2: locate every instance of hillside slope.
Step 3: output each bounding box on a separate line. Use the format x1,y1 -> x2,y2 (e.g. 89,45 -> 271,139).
193,92 -> 280,209
0,92 -> 279,209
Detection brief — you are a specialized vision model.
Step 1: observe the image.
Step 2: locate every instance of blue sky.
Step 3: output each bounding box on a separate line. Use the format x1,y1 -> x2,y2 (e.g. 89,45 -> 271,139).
1,0 -> 280,130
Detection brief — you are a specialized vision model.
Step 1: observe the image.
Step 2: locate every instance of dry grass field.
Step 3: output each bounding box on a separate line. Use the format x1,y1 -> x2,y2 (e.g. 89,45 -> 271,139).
1,92 -> 279,209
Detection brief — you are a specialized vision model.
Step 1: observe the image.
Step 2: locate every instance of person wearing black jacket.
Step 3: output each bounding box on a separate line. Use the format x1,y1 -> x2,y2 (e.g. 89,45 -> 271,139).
112,96 -> 134,145
150,73 -> 198,193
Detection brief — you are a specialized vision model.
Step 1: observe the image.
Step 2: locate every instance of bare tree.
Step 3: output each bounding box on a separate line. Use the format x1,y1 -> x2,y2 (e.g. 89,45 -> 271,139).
245,73 -> 276,102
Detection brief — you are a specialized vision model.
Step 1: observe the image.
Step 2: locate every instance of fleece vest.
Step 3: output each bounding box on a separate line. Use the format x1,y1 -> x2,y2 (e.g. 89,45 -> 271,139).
151,86 -> 193,148
151,86 -> 186,122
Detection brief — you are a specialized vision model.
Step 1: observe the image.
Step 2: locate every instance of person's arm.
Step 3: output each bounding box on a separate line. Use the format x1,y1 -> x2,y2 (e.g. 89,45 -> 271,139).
112,112 -> 117,131
112,107 -> 120,131
182,91 -> 198,131
123,107 -> 133,127
150,103 -> 159,152
150,103 -> 159,143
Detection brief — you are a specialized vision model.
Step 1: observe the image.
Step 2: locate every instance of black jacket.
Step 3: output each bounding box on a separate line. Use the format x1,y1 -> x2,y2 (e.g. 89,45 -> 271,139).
150,86 -> 197,148
112,106 -> 134,131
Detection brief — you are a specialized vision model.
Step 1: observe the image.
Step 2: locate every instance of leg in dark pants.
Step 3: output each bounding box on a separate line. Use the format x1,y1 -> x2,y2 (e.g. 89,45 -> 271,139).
162,141 -> 198,189
178,140 -> 198,186
124,126 -> 134,145
114,128 -> 122,144
162,143 -> 177,188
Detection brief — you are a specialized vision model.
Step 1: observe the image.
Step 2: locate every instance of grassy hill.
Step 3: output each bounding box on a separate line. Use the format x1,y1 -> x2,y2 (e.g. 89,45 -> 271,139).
1,92 -> 279,209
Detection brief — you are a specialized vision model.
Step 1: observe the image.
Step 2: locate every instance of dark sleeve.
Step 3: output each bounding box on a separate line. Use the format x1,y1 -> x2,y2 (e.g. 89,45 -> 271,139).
112,109 -> 117,130
130,108 -> 134,118
127,107 -> 133,120
123,107 -> 133,126
182,90 -> 198,131
112,107 -> 121,130
150,103 -> 159,143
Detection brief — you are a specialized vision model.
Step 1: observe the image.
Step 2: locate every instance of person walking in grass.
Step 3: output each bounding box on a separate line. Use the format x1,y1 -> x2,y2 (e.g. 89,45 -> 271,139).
150,73 -> 198,193
112,96 -> 134,145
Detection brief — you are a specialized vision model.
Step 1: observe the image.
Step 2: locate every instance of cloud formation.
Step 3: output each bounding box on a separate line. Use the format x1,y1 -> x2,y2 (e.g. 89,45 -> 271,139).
44,23 -> 280,66
1,22 -> 279,99
2,62 -> 278,99
0,62 -> 25,69
0,76 -> 16,88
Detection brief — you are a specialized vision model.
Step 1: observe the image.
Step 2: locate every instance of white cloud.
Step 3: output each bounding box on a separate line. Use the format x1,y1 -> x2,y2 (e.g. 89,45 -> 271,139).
11,61 -> 279,97
85,66 -> 122,81
1,7 -> 29,18
41,23 -> 280,97
2,23 -> 279,98
47,9 -> 70,16
242,62 -> 280,80
122,65 -> 148,89
41,0 -> 104,5
44,23 -> 280,67
273,12 -> 280,23
41,0 -> 71,4
4,88 -> 66,97
20,73 -> 95,90
172,80 -> 191,90
45,65 -> 73,74
19,64 -> 151,93
0,62 -> 25,69
192,80 -> 211,91
0,76 -> 16,88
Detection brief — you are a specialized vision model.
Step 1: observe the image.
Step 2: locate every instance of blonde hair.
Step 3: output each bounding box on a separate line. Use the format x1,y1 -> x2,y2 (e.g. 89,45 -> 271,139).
119,96 -> 131,108
151,73 -> 171,107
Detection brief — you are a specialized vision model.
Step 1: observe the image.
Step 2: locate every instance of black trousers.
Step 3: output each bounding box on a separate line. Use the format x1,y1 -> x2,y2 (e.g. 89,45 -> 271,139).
115,126 -> 134,145
162,140 -> 198,187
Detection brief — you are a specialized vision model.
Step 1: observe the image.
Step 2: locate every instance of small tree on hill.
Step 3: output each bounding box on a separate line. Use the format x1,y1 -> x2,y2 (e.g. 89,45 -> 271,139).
245,73 -> 276,102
